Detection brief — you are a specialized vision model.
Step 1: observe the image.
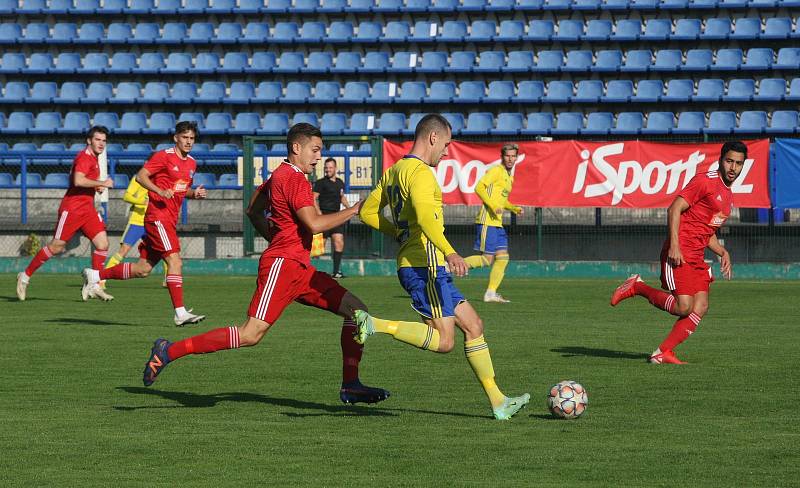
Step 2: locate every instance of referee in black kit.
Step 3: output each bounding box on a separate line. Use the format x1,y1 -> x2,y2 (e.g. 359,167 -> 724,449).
313,157 -> 351,278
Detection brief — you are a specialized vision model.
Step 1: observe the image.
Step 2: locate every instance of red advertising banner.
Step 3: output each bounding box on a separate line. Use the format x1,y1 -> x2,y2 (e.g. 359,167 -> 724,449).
382,139 -> 771,208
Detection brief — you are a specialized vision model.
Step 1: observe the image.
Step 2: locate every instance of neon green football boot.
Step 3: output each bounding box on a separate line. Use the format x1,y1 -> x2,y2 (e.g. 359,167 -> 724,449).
493,393 -> 531,420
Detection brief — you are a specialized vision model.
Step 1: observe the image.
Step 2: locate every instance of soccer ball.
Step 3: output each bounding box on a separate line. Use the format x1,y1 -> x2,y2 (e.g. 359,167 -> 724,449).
547,380 -> 588,419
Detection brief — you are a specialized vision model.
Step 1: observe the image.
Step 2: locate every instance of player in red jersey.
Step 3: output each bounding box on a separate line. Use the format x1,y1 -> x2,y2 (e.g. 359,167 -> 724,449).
140,123 -> 389,404
610,141 -> 747,364
16,126 -> 115,302
82,121 -> 207,326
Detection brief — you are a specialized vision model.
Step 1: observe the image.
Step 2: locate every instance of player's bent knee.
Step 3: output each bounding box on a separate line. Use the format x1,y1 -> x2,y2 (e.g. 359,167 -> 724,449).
239,320 -> 270,346
437,337 -> 455,353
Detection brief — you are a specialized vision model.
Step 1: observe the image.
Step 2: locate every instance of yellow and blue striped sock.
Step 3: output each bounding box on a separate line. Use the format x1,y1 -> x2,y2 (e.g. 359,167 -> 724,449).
371,317 -> 440,351
465,335 -> 505,408
487,255 -> 509,293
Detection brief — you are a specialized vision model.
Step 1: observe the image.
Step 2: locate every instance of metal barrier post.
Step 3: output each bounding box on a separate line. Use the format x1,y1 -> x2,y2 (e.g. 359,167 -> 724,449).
21,155 -> 28,224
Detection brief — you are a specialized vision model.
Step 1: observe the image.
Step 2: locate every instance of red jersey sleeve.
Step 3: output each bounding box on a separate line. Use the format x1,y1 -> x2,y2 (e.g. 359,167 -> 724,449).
73,152 -> 94,175
288,174 -> 315,212
143,151 -> 166,175
677,173 -> 710,207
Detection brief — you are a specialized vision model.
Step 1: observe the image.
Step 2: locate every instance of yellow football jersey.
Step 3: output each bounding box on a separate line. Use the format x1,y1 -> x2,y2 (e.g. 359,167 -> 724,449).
360,155 -> 456,268
123,177 -> 148,226
474,165 -> 516,228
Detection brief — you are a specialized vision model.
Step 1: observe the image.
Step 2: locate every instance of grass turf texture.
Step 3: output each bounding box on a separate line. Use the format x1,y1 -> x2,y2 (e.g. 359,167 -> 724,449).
1,273 -> 797,487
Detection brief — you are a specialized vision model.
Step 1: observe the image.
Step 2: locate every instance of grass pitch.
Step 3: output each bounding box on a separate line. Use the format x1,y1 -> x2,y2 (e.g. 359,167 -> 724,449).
1,273 -> 797,487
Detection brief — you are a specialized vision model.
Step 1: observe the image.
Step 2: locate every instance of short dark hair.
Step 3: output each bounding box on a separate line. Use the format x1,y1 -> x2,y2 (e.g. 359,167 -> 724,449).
86,125 -> 109,140
324,157 -> 337,165
414,114 -> 451,141
720,141 -> 747,161
174,120 -> 199,137
287,122 -> 322,153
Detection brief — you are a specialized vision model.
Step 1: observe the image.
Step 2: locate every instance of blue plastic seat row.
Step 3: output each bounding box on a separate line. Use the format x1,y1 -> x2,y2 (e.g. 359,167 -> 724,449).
8,78 -> 800,105
0,111 -> 792,136
1,0 -> 795,15
3,18 -> 799,45
0,171 -> 241,189
2,48 -> 797,75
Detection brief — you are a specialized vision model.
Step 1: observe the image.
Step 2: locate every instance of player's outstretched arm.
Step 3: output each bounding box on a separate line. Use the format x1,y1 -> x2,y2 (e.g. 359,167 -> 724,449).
73,171 -> 113,190
123,178 -> 148,205
296,203 -> 361,235
666,196 -> 690,266
708,234 -> 732,280
246,187 -> 274,241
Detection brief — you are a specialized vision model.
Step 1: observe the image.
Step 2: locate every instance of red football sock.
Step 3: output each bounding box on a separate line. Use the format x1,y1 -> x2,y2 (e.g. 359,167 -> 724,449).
167,326 -> 240,361
659,313 -> 702,352
165,274 -> 184,308
341,319 -> 363,384
24,246 -> 54,277
634,281 -> 677,315
92,249 -> 108,270
100,262 -> 131,280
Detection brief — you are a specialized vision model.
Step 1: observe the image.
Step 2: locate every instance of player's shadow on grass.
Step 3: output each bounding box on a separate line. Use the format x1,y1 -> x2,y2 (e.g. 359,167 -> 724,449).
45,317 -> 136,326
0,295 -> 56,301
552,346 -> 649,360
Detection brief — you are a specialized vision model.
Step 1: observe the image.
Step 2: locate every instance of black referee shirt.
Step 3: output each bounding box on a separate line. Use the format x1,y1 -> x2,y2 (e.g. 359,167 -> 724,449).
313,176 -> 345,213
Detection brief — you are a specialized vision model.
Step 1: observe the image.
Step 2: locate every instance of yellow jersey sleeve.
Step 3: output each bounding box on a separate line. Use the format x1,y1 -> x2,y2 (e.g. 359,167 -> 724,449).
475,166 -> 506,227
360,177 -> 398,238
408,166 -> 456,259
123,177 -> 148,225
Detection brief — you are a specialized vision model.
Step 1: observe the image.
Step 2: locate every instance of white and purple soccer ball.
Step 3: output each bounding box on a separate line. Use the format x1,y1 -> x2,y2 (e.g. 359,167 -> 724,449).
547,380 -> 588,419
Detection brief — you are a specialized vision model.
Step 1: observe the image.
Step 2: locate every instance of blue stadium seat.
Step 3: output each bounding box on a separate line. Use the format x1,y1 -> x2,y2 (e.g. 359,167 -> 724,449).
2,112 -> 32,134
632,80 -> 663,102
327,21 -> 354,43
93,112 -> 119,131
730,18 -> 761,39
652,49 -> 682,71
397,81 -> 426,104
331,52 -> 361,73
271,22 -> 298,44
187,22 -> 214,44
0,172 -> 12,187
497,20 -> 525,42
54,82 -> 86,104
461,112 -> 494,135
11,142 -> 37,151
441,113 -> 465,134
673,19 -> 701,40
237,0 -> 264,13
767,111 -> 797,134
411,21 -> 438,42
543,0 -> 572,9
774,48 -> 800,70
584,19 -> 612,41
218,52 -> 247,73
260,113 -> 289,135
455,81 -> 485,103
142,112 -> 175,135
725,78 -> 755,101
0,0 -> 13,13
368,81 -> 395,103
15,173 -> 43,187
61,112 -> 89,134
543,80 -> 573,103
3,82 -> 30,103
582,112 -> 614,135
229,112 -> 261,135
673,112 -> 705,135
223,81 -> 253,104
161,23 -> 188,44
492,112 -> 524,135
717,0 -> 746,6
613,19 -> 642,41
663,79 -> 694,102
515,81 -> 544,103
711,49 -> 742,71
486,81 -> 515,103
602,80 -> 633,103
406,0 -> 432,11
26,53 -> 54,74
742,48 -> 773,70
136,52 -> 165,73
216,174 -> 239,188
573,0 -> 601,10
362,52 -> 389,73
374,0 -> 403,12
475,51 -> 505,73
28,112 -> 61,134
300,22 -> 326,43
702,18 -> 731,40
131,22 -> 160,44
449,51 -> 476,72
242,22 -> 270,44
308,52 -> 333,74
0,23 -> 22,44
641,112 -> 675,135
274,52 -> 305,73
283,81 -> 312,103
47,23 -> 75,44
253,82 -> 282,103
111,174 -> 129,188
787,78 -> 800,101
153,0 -> 181,13
734,111 -> 767,134
204,113 -> 233,135
430,0 -> 458,10
340,81 -> 369,103
18,0 -> 46,14
551,112 -> 584,135
29,81 -> 57,103
0,53 -> 26,73
208,0 -> 236,13
345,113 -> 375,135
534,50 -> 564,72
125,143 -> 154,156
97,0 -> 125,13
375,113 -> 406,135
505,51 -> 534,73
683,49 -> 713,71
630,0 -> 658,8
754,78 -> 786,101
592,50 -> 622,72
517,0 -> 544,9
526,19 -> 554,41
762,18 -> 792,40
467,20 -> 497,42
420,81 -> 453,104
111,82 -> 141,104
574,80 -> 603,103
440,20 -> 468,42
192,172 -> 216,189
694,78 -> 724,101
419,51 -> 447,73
116,112 -> 147,134
461,0 -> 487,10
688,0 -> 716,8
383,21 -> 411,42
105,23 -> 132,44
554,19 -> 582,41
611,112 -> 644,135
104,53 -> 132,74
167,82 -> 198,104
354,21 -> 382,43
389,52 -> 418,73
563,50 -> 593,72
23,22 -> 50,44
162,53 -> 192,74
196,81 -> 226,103
620,50 -> 652,72
183,0 -> 209,14
703,112 -> 735,137
642,19 -> 672,41
403,113 -> 427,135
77,22 -> 104,43
319,0 -> 346,12
140,82 -> 169,103
292,112 -> 319,128
320,113 -> 346,134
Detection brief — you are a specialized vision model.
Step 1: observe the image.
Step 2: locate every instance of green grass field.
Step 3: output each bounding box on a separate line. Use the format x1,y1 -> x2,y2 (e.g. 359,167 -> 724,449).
1,273 -> 798,487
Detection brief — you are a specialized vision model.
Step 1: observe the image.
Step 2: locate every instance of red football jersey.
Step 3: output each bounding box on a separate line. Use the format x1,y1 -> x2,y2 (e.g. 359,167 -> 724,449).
665,170 -> 733,264
259,162 -> 315,266
142,147 -> 196,224
61,146 -> 99,211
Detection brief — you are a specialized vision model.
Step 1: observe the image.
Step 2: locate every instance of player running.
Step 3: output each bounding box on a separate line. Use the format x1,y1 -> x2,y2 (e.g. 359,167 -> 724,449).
356,114 -> 530,420
141,123 -> 390,405
463,143 -> 523,303
82,121 -> 206,326
610,141 -> 747,364
16,126 -> 114,302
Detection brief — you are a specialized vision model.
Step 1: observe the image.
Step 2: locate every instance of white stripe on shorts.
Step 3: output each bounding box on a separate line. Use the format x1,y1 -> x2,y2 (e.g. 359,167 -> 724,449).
255,257 -> 284,321
54,211 -> 69,240
154,221 -> 172,251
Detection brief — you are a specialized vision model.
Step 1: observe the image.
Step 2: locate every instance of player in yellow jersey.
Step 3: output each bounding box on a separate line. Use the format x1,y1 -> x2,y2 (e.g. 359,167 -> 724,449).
356,114 -> 530,420
103,176 -> 167,288
464,144 -> 522,303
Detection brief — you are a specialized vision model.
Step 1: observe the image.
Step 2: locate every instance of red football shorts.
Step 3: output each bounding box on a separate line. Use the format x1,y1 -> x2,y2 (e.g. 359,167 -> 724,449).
138,220 -> 180,262
247,256 -> 347,325
660,248 -> 714,296
53,206 -> 105,242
